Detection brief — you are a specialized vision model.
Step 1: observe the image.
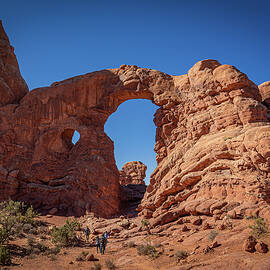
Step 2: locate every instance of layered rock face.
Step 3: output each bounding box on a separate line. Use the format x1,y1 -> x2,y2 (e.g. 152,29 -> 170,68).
0,23 -> 173,217
139,60 -> 270,225
259,82 -> 270,120
0,22 -> 270,220
119,161 -> 147,216
119,161 -> 147,185
0,21 -> 29,106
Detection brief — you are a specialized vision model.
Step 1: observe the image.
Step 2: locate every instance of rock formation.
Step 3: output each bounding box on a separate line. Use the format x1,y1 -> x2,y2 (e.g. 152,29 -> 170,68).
119,161 -> 147,185
139,61 -> 270,226
119,161 -> 147,216
0,21 -> 270,221
0,21 -> 28,106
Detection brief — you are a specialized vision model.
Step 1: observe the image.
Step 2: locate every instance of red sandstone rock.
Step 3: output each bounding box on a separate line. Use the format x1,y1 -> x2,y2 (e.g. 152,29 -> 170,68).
0,21 -> 28,106
139,59 -> 270,225
202,221 -> 211,230
86,253 -> 97,261
119,161 -> 147,185
0,24 -> 270,221
243,236 -> 257,253
182,225 -> 189,232
258,81 -> 270,101
255,241 -> 268,253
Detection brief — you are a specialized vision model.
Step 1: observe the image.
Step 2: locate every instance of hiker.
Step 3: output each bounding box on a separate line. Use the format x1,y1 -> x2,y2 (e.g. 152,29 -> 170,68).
96,236 -> 100,253
100,234 -> 106,254
84,226 -> 90,241
104,231 -> 108,240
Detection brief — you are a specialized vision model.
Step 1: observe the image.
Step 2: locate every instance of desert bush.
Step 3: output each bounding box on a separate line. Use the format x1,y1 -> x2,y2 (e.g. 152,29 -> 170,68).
68,219 -> 81,231
141,219 -> 150,228
208,230 -> 218,242
38,225 -> 49,235
175,250 -> 188,262
23,206 -> 38,225
12,223 -> 23,235
246,214 -> 257,220
40,233 -> 47,240
90,263 -> 102,270
29,227 -> 38,235
249,217 -> 268,239
27,236 -> 36,247
0,200 -> 38,245
0,227 -> 9,245
49,246 -> 61,255
0,245 -> 11,265
51,219 -> 79,247
105,259 -> 116,270
32,247 -> 41,255
36,241 -> 49,253
23,223 -> 33,233
137,244 -> 158,258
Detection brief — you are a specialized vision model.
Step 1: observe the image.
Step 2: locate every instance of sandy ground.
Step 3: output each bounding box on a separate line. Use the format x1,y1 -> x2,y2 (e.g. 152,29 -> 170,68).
4,214 -> 270,270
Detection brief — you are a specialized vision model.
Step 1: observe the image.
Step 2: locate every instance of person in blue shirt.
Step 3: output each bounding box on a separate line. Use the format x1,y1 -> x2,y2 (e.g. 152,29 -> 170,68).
84,226 -> 90,241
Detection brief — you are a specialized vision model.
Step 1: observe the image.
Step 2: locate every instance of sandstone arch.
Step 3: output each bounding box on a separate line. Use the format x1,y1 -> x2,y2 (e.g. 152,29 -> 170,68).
1,21 -> 270,222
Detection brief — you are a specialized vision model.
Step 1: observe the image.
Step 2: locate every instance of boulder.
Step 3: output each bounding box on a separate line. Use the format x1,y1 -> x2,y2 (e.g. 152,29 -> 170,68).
243,236 -> 257,253
255,241 -> 268,253
119,161 -> 147,185
86,254 -> 98,261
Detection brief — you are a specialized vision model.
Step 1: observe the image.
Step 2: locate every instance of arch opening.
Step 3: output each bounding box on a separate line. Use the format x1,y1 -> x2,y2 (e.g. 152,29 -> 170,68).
61,129 -> 80,150
105,99 -> 158,215
72,130 -> 80,145
105,99 -> 158,185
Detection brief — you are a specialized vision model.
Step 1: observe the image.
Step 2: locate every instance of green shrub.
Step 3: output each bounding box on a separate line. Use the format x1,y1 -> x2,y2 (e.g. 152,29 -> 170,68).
105,259 -> 116,270
249,217 -> 268,239
29,228 -> 38,235
38,225 -> 49,235
23,223 -> 33,233
0,200 -> 38,245
141,219 -> 150,228
0,245 -> 11,265
137,244 -> 158,258
23,206 -> 38,225
27,236 -> 36,247
208,230 -> 218,242
175,250 -> 188,262
36,241 -> 49,253
51,219 -> 78,247
49,246 -> 61,255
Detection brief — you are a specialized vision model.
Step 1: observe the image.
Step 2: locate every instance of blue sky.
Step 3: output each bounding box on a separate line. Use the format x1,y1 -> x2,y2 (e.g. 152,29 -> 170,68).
1,0 -> 270,184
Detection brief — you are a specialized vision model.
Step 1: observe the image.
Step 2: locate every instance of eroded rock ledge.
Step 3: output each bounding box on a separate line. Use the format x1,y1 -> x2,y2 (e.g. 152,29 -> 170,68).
0,21 -> 270,221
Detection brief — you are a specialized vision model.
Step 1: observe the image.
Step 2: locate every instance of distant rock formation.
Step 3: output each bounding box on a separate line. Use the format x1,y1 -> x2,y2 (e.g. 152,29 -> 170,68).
119,161 -> 147,216
119,161 -> 147,185
0,21 -> 270,221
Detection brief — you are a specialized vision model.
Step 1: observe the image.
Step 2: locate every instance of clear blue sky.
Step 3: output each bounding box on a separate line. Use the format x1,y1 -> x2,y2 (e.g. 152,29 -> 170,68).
1,0 -> 270,184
